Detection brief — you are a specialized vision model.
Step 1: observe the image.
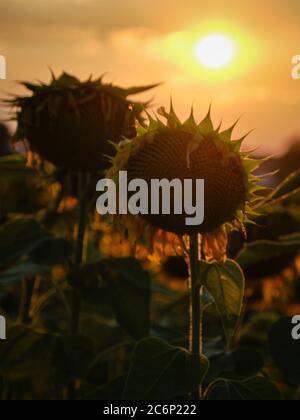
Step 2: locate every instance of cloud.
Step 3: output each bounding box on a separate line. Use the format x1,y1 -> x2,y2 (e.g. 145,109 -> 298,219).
0,0 -> 174,32
1,0 -> 299,34
0,0 -> 300,153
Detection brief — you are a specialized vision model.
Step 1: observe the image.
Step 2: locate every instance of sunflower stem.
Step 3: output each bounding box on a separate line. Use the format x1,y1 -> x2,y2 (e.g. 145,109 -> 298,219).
69,172 -> 87,335
189,234 -> 203,400
19,276 -> 35,324
67,173 -> 88,400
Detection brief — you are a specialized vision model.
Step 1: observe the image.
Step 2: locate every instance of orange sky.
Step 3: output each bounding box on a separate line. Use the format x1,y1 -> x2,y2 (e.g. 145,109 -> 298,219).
0,0 -> 300,155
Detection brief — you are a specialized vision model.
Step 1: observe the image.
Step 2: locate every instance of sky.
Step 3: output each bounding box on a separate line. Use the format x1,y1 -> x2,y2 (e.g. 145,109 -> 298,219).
0,0 -> 300,155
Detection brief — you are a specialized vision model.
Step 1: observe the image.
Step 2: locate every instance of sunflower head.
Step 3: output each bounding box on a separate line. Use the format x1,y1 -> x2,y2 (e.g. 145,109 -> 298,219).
9,72 -> 159,172
108,103 -> 266,255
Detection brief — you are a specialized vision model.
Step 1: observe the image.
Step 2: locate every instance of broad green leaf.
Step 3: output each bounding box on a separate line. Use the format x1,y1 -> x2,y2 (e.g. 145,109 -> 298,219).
88,339 -> 134,387
123,337 -> 209,400
0,326 -> 57,390
29,237 -> 73,265
0,261 -> 50,284
270,169 -> 300,201
207,348 -> 264,382
71,257 -> 151,339
206,377 -> 281,401
199,260 -> 245,345
81,317 -> 126,355
52,334 -> 94,387
0,326 -> 94,399
0,218 -> 51,267
237,237 -> 300,269
103,258 -> 151,339
269,317 -> 300,385
0,169 -> 55,215
239,312 -> 280,352
84,375 -> 127,400
279,232 -> 300,244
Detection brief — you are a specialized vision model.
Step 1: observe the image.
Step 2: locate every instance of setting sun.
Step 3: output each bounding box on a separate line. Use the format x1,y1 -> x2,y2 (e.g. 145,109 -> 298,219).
195,34 -> 236,69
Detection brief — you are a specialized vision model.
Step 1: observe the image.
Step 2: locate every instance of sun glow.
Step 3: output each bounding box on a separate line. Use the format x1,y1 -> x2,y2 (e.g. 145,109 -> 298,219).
148,22 -> 256,82
195,34 -> 236,69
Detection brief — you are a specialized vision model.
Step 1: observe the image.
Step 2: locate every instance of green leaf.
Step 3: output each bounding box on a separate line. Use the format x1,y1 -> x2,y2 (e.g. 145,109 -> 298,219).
29,237 -> 73,265
81,317 -> 126,355
84,375 -> 127,400
239,312 -> 280,352
269,169 -> 300,201
269,317 -> 300,385
71,257 -> 151,339
207,348 -> 264,382
237,237 -> 300,269
206,377 -> 281,400
0,326 -> 94,398
123,337 -> 209,400
0,261 -> 50,284
53,334 -> 94,387
0,218 -> 51,267
279,232 -> 300,244
199,260 -> 245,345
103,258 -> 151,339
0,326 -> 57,385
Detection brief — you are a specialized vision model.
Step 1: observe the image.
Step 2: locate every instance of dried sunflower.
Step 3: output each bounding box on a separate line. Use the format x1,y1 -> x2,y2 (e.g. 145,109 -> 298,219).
9,72 -> 159,171
107,104 -> 266,261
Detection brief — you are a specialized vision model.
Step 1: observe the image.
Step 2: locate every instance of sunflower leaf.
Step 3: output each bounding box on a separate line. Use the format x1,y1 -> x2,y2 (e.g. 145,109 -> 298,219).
198,259 -> 245,346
